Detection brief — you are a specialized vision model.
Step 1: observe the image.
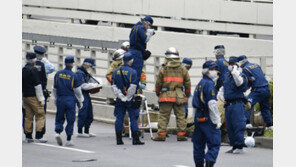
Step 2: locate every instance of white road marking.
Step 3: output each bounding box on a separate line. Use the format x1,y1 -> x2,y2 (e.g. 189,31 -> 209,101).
173,165 -> 190,167
34,143 -> 95,154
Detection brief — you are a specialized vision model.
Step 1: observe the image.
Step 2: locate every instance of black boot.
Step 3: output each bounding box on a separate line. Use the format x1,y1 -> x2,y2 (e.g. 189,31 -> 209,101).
132,131 -> 145,145
196,164 -> 204,167
206,161 -> 215,167
116,132 -> 124,145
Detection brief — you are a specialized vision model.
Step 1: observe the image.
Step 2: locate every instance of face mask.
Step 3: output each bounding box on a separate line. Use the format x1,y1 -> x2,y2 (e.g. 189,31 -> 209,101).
87,67 -> 93,74
228,65 -> 234,72
208,70 -> 218,80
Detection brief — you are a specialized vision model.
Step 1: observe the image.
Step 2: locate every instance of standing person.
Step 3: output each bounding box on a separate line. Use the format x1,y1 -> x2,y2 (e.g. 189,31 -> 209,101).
121,41 -> 147,91
129,15 -> 155,85
153,47 -> 191,142
52,56 -> 84,146
182,57 -> 193,119
22,52 -> 47,143
33,45 -> 55,136
192,60 -> 222,167
76,57 -> 100,137
214,45 -> 228,90
237,55 -> 273,130
217,56 -> 248,154
111,53 -> 145,145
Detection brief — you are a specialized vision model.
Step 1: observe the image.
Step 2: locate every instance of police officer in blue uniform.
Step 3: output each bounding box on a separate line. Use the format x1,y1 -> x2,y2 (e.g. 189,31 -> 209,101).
76,57 -> 100,137
237,55 -> 273,130
111,53 -> 144,145
214,45 -> 229,90
182,58 -> 193,119
192,60 -> 222,167
34,45 -> 55,136
129,15 -> 155,85
217,56 -> 248,154
52,56 -> 84,146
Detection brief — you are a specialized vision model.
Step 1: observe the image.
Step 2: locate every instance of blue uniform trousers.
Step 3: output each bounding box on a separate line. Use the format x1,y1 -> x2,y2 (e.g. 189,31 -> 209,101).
55,96 -> 76,136
245,86 -> 272,124
225,101 -> 246,146
77,97 -> 93,129
192,121 -> 221,165
114,99 -> 139,133
130,49 -> 143,84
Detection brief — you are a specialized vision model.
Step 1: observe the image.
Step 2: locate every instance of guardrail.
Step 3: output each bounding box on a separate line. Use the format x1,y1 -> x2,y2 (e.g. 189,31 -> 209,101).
22,34 -> 273,92
22,0 -> 272,38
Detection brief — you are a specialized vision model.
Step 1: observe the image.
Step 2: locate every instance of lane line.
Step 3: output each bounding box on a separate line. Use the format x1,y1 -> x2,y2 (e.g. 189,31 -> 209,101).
33,143 -> 95,154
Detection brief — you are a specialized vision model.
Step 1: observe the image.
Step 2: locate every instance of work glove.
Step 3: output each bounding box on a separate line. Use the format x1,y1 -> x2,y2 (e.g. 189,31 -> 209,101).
216,123 -> 222,129
79,101 -> 83,109
118,94 -> 127,102
147,29 -> 155,36
39,100 -> 45,107
140,84 -> 146,90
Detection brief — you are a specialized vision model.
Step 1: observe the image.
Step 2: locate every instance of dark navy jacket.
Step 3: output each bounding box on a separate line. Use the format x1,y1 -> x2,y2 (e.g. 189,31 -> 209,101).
112,64 -> 137,95
54,67 -> 82,97
192,76 -> 217,119
129,21 -> 147,51
76,66 -> 91,99
242,61 -> 269,89
223,71 -> 248,101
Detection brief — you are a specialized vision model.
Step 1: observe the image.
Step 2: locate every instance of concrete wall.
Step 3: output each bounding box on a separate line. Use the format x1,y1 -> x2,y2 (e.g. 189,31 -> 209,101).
23,19 -> 273,59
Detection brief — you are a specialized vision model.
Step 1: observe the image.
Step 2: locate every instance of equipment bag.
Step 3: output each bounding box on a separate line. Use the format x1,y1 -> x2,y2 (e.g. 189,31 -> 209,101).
132,95 -> 142,109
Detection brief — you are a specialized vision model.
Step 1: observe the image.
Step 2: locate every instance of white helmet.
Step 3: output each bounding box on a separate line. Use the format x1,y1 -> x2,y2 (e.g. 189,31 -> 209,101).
244,136 -> 255,147
112,49 -> 126,60
165,47 -> 179,59
121,41 -> 130,51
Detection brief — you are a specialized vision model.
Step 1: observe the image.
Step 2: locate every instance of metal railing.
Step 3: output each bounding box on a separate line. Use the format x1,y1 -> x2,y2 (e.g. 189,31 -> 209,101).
22,34 -> 273,92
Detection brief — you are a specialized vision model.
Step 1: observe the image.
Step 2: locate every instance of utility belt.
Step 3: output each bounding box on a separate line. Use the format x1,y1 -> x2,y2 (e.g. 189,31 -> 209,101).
224,98 -> 246,107
196,108 -> 208,123
130,45 -> 144,52
130,45 -> 151,61
161,87 -> 175,92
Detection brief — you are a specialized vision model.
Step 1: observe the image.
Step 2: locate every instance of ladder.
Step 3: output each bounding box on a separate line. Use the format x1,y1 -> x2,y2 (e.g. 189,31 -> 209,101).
128,94 -> 153,140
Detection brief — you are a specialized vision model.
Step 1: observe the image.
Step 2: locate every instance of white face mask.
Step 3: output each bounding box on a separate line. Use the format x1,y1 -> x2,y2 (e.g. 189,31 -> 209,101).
208,70 -> 218,81
228,65 -> 234,72
87,67 -> 93,74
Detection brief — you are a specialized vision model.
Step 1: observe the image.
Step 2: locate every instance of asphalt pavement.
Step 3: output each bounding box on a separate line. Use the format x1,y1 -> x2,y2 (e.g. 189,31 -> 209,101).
22,114 -> 273,167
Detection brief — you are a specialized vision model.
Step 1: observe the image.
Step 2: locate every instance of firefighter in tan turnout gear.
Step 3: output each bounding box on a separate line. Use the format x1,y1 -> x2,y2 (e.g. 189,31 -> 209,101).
153,47 -> 191,141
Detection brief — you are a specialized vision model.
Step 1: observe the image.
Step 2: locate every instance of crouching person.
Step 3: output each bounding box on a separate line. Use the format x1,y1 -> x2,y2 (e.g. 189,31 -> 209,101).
111,53 -> 144,145
192,60 -> 222,167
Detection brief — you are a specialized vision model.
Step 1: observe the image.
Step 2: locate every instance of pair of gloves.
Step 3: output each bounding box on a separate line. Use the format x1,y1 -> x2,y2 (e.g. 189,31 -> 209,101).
118,94 -> 128,102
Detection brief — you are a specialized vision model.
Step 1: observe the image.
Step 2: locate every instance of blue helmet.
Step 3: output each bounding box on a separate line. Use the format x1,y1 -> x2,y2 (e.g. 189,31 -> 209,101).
182,58 -> 193,66
83,57 -> 96,67
214,45 -> 225,56
26,52 -> 36,60
123,52 -> 134,63
33,45 -> 46,54
65,56 -> 75,64
141,15 -> 153,25
228,56 -> 238,63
